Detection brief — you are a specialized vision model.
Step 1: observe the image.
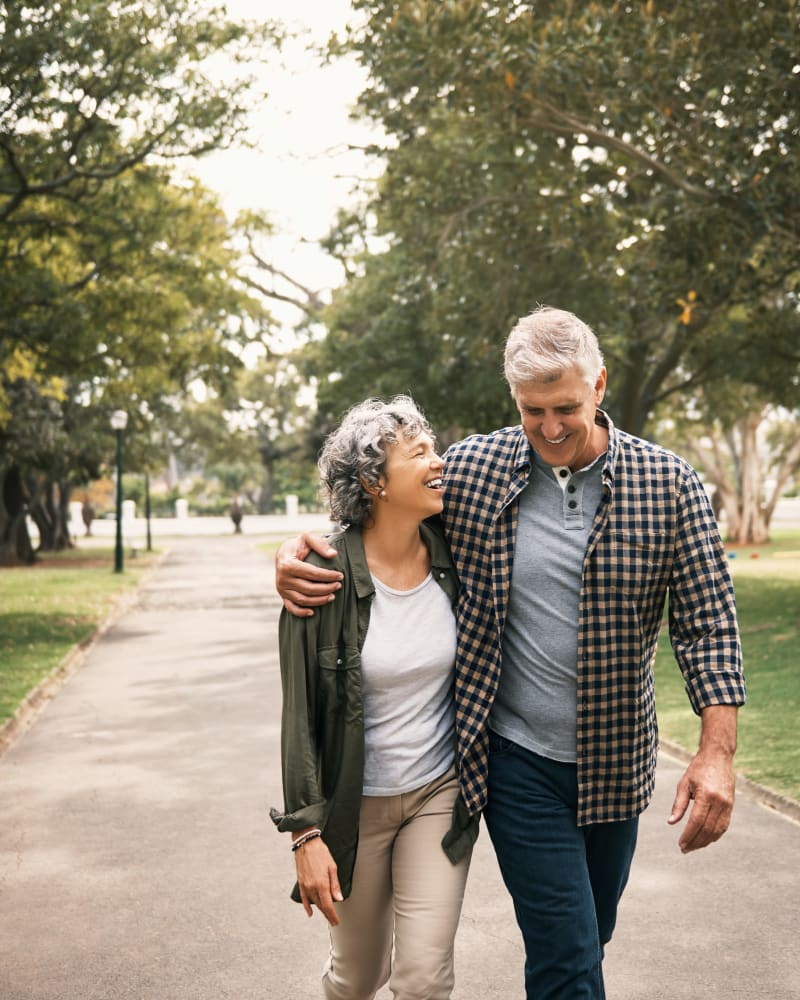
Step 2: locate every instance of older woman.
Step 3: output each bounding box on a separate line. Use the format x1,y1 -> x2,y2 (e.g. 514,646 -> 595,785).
270,396 -> 477,1000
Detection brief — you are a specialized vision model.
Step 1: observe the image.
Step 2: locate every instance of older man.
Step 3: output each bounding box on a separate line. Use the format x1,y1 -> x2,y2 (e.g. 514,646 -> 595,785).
276,306 -> 745,1000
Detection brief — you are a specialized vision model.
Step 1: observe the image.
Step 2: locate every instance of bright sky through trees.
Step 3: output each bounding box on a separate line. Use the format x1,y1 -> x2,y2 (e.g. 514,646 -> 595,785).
192,0 -> 374,317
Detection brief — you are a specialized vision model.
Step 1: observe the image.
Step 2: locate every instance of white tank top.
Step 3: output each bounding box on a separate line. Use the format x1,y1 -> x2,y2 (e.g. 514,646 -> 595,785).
360,572 -> 457,795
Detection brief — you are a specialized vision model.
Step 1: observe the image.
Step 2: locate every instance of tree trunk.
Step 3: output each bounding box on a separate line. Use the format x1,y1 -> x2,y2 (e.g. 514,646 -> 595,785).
55,479 -> 74,550
0,466 -> 36,565
613,342 -> 651,439
681,412 -> 779,545
682,429 -> 742,540
258,461 -> 275,515
729,415 -> 770,544
257,440 -> 300,515
27,476 -> 74,552
763,434 -> 800,523
715,480 -> 742,540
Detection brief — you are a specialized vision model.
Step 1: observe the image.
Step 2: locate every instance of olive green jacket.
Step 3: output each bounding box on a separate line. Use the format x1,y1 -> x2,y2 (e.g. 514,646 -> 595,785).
270,520 -> 479,903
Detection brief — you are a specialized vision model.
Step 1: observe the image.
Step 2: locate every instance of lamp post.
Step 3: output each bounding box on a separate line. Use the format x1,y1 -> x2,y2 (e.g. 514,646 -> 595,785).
110,410 -> 128,573
144,469 -> 152,552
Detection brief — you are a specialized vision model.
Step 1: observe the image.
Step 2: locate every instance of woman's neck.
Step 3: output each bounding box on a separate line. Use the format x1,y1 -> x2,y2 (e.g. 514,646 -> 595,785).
361,516 -> 430,590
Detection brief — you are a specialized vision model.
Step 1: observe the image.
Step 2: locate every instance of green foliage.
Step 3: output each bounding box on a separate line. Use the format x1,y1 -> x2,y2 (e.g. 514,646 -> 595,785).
0,0 -> 272,209
317,0 -> 799,437
0,173 -> 271,552
208,462 -> 254,496
1,0 -> 277,369
0,1 -> 282,555
168,351 -> 318,513
270,455 -> 321,511
144,486 -> 182,518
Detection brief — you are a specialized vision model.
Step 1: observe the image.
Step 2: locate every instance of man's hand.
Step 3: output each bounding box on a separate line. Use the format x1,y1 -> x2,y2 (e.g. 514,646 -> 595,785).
668,705 -> 738,853
275,532 -> 343,617
293,835 -> 343,925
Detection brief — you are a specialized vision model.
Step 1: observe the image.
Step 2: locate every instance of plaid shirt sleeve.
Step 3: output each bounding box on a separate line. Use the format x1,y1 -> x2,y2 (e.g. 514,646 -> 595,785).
576,421 -> 745,823
666,461 -> 745,710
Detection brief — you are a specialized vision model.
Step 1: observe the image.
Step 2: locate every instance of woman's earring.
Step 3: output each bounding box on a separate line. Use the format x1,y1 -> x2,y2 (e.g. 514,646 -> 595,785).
379,489 -> 387,498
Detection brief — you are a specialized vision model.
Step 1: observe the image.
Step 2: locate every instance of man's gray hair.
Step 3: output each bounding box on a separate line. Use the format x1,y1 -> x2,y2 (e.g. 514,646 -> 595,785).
319,395 -> 434,526
504,306 -> 604,396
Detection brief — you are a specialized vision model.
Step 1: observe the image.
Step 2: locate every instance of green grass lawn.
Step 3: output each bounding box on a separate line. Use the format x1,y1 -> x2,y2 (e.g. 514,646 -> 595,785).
655,529 -> 800,801
0,547 -> 160,726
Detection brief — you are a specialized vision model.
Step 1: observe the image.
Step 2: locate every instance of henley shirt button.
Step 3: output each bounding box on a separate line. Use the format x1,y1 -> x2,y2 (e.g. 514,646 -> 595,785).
559,468 -> 569,478
568,500 -> 578,509
567,484 -> 576,493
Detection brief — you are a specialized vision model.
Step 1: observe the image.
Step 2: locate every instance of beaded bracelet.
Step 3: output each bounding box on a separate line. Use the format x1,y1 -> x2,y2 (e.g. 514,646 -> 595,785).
291,828 -> 322,852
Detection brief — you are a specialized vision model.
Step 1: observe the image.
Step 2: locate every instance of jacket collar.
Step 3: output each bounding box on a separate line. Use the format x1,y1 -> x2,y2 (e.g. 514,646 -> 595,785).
596,409 -> 617,491
340,519 -> 451,600
340,524 -> 374,600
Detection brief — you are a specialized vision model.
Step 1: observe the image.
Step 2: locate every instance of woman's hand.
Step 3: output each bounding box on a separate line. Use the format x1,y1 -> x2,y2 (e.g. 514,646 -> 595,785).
294,835 -> 344,925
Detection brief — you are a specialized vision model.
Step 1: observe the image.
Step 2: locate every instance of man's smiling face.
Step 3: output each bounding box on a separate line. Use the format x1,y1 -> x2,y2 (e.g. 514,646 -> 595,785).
515,366 -> 607,472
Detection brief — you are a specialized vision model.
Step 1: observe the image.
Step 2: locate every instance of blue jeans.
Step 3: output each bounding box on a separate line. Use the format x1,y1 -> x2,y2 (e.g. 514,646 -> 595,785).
484,731 -> 639,1000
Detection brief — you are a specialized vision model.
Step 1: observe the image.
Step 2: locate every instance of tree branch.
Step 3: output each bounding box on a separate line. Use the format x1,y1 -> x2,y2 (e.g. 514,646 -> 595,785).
521,95 -> 717,202
764,434 -> 800,520
239,273 -> 322,316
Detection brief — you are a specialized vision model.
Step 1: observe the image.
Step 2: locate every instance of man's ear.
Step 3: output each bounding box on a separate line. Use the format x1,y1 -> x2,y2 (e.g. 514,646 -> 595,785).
594,367 -> 607,404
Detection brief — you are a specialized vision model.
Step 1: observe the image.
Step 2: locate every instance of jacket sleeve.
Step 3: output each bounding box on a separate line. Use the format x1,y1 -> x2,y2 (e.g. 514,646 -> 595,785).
269,606 -> 329,833
667,466 -> 746,713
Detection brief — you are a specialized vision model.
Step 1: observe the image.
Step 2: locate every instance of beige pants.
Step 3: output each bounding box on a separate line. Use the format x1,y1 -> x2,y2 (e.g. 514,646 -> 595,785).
322,768 -> 472,1000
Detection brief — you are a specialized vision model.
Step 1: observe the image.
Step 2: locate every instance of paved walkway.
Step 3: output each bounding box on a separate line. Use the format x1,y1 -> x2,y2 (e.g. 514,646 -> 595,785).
1,536 -> 798,999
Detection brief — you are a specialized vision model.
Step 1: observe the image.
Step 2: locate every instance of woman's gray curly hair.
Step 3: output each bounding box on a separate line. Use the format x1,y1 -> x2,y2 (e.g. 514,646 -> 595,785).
319,395 -> 434,527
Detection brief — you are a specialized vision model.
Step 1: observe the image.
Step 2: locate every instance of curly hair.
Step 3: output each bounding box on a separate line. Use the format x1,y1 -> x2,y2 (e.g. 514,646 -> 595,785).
319,396 -> 434,526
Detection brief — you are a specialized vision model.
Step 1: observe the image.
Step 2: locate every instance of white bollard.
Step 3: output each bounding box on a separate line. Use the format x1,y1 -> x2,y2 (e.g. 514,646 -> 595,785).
69,501 -> 83,539
122,499 -> 142,554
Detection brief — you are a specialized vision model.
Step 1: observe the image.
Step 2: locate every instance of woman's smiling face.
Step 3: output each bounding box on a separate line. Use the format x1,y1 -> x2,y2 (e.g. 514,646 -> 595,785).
380,431 -> 445,518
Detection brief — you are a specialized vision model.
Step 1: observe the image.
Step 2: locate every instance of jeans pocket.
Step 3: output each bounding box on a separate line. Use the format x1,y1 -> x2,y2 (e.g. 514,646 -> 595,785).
488,730 -> 518,757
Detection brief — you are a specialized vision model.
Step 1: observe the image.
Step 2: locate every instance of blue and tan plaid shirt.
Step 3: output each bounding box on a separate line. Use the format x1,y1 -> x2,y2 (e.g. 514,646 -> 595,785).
443,411 -> 745,826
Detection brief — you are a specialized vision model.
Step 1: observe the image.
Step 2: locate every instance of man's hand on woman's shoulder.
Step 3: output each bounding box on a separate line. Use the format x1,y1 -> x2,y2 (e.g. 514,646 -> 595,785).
275,532 -> 343,617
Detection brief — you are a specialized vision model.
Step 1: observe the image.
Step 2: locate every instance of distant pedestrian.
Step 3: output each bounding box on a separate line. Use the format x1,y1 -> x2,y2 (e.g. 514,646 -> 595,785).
271,396 -> 476,1000
81,500 -> 95,537
229,497 -> 243,533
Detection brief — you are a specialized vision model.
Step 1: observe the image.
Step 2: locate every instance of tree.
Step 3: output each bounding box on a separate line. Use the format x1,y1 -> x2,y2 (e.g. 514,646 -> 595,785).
235,209 -> 328,319
0,0 -> 279,560
0,171 -> 272,560
0,367 -> 71,562
658,380 -> 800,544
233,354 -> 316,514
1,0 -> 276,362
699,408 -> 800,544
0,0 -> 273,213
174,352 -> 318,515
317,1 -> 799,450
